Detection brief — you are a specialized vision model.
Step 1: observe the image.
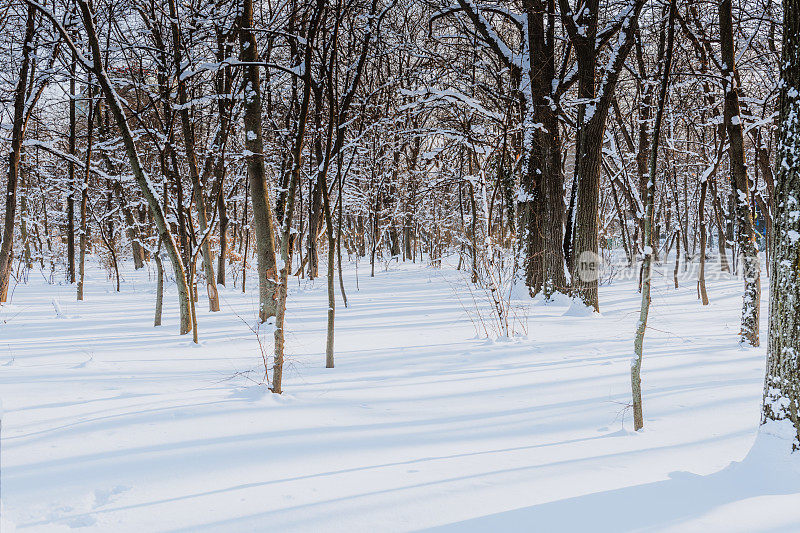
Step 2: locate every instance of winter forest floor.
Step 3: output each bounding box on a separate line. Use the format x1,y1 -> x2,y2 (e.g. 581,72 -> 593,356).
1,256 -> 799,532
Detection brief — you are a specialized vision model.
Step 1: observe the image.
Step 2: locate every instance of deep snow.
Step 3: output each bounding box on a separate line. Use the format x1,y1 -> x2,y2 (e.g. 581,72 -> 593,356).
0,256 -> 798,531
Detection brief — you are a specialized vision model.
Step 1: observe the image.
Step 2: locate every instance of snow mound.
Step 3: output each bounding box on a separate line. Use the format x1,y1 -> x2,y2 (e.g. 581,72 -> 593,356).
562,298 -> 600,317
229,384 -> 281,404
508,278 -> 532,301
533,291 -> 572,307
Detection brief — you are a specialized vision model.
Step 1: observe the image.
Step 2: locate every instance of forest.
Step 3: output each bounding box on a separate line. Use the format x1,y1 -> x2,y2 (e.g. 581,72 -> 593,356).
2,0 -> 800,530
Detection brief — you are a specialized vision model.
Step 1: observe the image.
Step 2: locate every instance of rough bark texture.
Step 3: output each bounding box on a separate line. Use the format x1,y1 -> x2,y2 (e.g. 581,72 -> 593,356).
762,0 -> 800,448
720,0 -> 761,346
238,0 -> 278,321
527,0 -> 567,299
561,0 -> 643,311
455,0 -> 566,299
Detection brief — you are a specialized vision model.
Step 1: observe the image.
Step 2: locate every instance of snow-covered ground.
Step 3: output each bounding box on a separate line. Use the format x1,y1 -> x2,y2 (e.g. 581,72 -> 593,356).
1,257 -> 798,531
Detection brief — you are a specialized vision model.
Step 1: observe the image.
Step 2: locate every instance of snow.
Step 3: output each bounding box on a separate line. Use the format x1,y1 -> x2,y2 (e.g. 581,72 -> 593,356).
1,257 -> 798,531
563,297 -> 599,317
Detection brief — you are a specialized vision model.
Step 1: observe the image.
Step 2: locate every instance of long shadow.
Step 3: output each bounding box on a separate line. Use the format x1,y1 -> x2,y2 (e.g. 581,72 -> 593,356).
423,434 -> 800,532
15,429 -> 755,531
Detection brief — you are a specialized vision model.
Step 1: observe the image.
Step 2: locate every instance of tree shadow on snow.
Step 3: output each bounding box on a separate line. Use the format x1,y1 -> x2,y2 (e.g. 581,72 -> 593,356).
424,432 -> 800,532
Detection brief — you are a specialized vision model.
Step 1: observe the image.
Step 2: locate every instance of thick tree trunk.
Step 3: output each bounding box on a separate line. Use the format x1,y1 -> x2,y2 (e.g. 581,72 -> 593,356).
518,3 -> 566,299
561,0 -> 642,311
720,0 -> 761,346
762,0 -> 800,448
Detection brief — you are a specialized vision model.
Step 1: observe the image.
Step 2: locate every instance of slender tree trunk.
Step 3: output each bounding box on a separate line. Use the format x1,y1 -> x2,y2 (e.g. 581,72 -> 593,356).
77,74 -> 94,301
274,0 -> 323,393
19,163 -> 32,270
0,6 -> 35,303
712,180 -> 732,273
238,0 -> 278,321
217,180 -> 228,286
168,0 -> 219,312
632,0 -> 675,431
698,177 -> 709,305
154,239 -> 164,326
322,171 -> 336,368
336,162 -> 348,307
67,44 -> 77,284
68,0 -> 193,333
241,180 -> 250,293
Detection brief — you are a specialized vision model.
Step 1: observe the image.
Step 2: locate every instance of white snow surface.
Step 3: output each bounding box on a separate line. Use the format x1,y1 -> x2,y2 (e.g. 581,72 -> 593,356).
1,258 -> 799,532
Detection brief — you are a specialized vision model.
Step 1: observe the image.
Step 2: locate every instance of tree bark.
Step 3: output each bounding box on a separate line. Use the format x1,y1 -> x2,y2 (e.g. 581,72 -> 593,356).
238,0 -> 278,321
697,177 -> 709,305
560,0 -> 644,311
71,0 -> 193,333
168,0 -> 219,312
67,44 -> 77,284
0,6 -> 35,303
762,0 -> 800,448
77,73 -> 94,301
720,0 -> 761,346
632,0 -> 675,431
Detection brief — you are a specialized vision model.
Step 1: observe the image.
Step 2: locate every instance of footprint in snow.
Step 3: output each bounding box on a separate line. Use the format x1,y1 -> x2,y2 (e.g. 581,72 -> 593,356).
93,485 -> 131,508
66,515 -> 97,528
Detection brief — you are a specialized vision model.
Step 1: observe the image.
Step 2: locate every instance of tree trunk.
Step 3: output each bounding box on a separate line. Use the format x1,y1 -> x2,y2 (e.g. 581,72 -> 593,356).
67,44 -> 77,284
154,240 -> 164,326
632,0 -> 675,431
77,73 -> 94,301
274,0 -> 323,393
561,0 -> 643,310
712,180 -> 732,273
698,178 -> 709,305
168,0 -> 219,313
720,0 -> 761,346
762,0 -> 800,448
238,0 -> 278,321
0,6 -> 35,303
217,178 -> 228,286
70,0 -> 193,333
